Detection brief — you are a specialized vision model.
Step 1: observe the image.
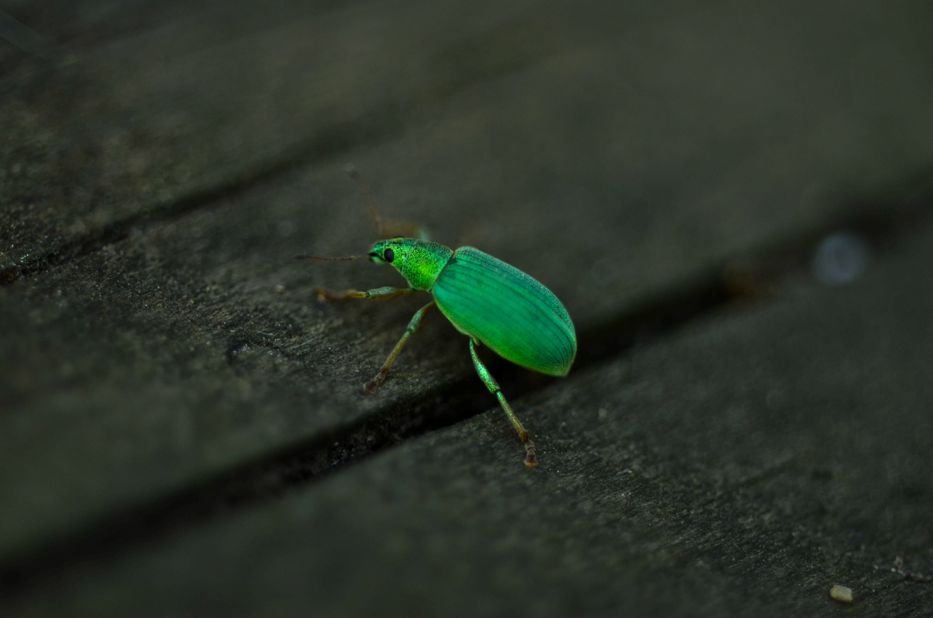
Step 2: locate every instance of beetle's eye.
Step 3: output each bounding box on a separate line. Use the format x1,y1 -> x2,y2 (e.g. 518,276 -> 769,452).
384,248 -> 394,263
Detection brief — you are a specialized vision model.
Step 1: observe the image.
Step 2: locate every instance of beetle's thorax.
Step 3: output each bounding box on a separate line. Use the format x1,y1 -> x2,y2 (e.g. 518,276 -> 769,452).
369,238 -> 453,291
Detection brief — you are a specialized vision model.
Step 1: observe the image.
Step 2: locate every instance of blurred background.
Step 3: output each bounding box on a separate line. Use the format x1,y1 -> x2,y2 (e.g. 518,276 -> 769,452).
2,1 -> 932,616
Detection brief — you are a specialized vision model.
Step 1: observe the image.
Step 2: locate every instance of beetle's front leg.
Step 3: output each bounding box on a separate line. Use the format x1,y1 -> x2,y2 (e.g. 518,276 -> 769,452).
314,286 -> 414,302
363,301 -> 435,394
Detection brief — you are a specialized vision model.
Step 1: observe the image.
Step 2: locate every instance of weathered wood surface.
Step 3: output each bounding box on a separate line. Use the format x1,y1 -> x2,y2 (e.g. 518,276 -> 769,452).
14,221 -> 933,617
2,0 -> 933,615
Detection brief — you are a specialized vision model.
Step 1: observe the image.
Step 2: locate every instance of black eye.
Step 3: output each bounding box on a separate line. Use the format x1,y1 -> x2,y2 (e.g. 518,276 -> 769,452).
384,248 -> 394,263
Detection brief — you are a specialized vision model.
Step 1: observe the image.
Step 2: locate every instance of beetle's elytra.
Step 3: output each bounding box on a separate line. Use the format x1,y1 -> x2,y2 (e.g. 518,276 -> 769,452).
314,236 -> 577,468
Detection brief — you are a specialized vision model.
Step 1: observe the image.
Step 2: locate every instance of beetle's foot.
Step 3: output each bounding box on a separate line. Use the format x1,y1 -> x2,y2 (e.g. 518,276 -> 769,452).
523,440 -> 539,469
313,287 -> 330,302
362,370 -> 388,394
514,428 -> 538,468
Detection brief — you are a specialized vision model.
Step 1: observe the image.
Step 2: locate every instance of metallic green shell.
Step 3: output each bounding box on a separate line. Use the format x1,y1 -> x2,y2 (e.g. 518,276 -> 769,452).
432,247 -> 577,376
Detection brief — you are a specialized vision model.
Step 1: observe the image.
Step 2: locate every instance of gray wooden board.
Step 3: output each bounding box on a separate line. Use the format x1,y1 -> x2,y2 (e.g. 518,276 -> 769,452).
3,1 -> 933,567
0,0 -> 287,56
0,0 -> 582,273
7,190 -> 933,617
3,0 -> 933,273
0,0 -> 229,75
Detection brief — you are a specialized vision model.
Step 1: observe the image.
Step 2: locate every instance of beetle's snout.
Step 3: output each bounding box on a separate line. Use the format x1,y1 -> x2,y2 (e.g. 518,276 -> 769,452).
368,252 -> 382,263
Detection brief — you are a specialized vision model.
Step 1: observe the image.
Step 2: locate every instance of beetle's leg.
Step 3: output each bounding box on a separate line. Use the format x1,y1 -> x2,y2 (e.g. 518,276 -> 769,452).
468,339 -> 538,469
314,286 -> 414,302
363,301 -> 435,394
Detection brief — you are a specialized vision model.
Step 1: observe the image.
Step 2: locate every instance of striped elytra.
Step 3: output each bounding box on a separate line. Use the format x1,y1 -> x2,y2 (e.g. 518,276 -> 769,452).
432,247 -> 576,376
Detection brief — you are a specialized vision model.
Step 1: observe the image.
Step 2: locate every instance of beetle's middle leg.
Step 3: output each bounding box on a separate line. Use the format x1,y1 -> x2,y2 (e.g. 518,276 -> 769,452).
468,338 -> 538,469
363,301 -> 435,394
315,286 -> 414,302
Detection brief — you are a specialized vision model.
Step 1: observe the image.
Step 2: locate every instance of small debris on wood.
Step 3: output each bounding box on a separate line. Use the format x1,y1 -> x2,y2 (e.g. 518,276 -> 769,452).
829,584 -> 854,604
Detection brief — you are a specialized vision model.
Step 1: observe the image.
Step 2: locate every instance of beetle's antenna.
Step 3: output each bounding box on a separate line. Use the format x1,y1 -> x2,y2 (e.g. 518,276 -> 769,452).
294,254 -> 362,262
344,164 -> 386,237
344,164 -> 430,240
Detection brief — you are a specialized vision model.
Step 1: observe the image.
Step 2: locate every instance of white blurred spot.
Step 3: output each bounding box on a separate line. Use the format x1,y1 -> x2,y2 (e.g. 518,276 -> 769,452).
811,232 -> 869,285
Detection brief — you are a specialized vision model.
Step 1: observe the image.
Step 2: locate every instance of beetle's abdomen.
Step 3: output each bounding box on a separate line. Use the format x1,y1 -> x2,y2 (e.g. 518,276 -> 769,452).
432,247 -> 576,376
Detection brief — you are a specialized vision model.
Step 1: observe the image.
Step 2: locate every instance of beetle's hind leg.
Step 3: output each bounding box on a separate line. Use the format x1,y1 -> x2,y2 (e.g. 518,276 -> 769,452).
363,301 -> 435,394
468,339 -> 538,469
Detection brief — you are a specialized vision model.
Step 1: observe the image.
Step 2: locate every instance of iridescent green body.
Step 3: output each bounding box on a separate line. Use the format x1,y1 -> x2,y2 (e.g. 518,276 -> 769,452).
434,248 -> 575,376
369,238 -> 577,376
320,236 -> 577,468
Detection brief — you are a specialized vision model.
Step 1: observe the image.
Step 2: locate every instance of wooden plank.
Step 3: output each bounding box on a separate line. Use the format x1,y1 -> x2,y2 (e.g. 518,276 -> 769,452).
4,1 -> 933,278
1,0 -> 211,62
0,0 -> 569,275
2,0 -> 933,585
1,1 -> 326,80
7,200 -> 933,617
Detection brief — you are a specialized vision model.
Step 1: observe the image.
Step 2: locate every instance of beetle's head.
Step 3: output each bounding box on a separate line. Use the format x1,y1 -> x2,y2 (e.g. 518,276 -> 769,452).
368,237 -> 453,291
367,238 -> 400,265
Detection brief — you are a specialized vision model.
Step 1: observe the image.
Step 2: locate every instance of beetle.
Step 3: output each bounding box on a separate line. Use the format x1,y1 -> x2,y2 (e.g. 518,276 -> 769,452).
311,233 -> 577,468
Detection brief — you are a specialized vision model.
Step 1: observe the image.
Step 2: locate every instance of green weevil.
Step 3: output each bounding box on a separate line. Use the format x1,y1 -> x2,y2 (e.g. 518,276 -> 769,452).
308,172 -> 576,468
312,232 -> 577,469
